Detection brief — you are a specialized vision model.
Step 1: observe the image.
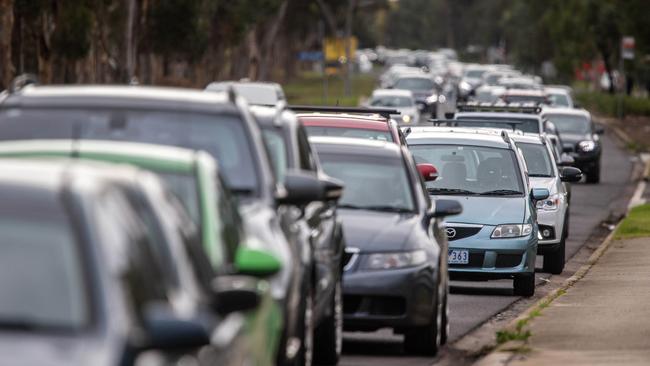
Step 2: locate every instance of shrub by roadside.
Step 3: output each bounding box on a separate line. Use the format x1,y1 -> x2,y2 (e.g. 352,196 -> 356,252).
615,204 -> 650,239
576,91 -> 650,117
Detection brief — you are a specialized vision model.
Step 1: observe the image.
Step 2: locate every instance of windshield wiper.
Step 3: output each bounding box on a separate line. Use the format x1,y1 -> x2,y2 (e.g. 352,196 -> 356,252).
338,204 -> 412,213
528,174 -> 552,178
479,189 -> 523,196
427,188 -> 477,195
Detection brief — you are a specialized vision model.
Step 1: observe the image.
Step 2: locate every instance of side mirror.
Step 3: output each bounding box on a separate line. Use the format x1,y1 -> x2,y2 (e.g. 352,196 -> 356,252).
430,199 -> 462,218
530,188 -> 550,201
276,171 -> 324,205
558,153 -> 575,166
235,247 -> 282,277
417,163 -> 439,182
211,275 -> 262,315
320,175 -> 344,202
594,125 -> 605,135
560,166 -> 583,182
143,303 -> 210,350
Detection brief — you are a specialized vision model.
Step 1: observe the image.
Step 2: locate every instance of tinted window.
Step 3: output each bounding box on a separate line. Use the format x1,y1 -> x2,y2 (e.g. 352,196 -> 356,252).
548,93 -> 570,107
305,126 -> 393,142
456,116 -> 540,133
394,78 -> 435,90
318,153 -> 415,211
262,128 -> 289,181
158,172 -> 200,224
544,114 -> 591,134
517,143 -> 554,177
0,191 -> 89,330
409,144 -> 524,195
465,69 -> 487,78
0,109 -> 259,194
370,96 -> 414,107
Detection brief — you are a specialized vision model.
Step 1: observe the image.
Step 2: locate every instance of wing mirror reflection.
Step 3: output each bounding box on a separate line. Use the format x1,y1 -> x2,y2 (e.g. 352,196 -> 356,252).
417,163 -> 439,182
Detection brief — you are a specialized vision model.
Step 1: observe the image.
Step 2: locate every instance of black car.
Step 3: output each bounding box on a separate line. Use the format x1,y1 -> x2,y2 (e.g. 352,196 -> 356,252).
251,104 -> 346,364
542,109 -> 604,183
0,84 -> 326,366
0,159 -> 275,366
309,137 -> 461,355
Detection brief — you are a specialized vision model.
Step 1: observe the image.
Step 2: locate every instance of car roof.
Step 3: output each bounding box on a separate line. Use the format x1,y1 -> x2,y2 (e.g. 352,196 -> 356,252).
298,114 -> 390,131
0,139 -> 199,173
309,136 -> 402,158
456,111 -> 541,120
371,89 -> 414,97
509,133 -> 545,144
543,87 -> 569,95
502,89 -> 547,96
541,107 -> 590,118
406,126 -> 513,149
1,85 -> 236,112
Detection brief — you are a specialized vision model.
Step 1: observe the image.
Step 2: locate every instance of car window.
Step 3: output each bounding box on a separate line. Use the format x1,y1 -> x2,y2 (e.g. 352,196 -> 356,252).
517,142 -> 554,177
543,114 -> 591,134
409,144 -> 524,195
319,153 -> 415,211
297,127 -> 318,172
456,116 -> 540,133
262,128 -> 289,180
0,109 -> 260,195
0,191 -> 89,331
393,78 -> 434,90
548,93 -> 570,107
157,172 -> 200,224
305,126 -> 393,142
370,96 -> 414,107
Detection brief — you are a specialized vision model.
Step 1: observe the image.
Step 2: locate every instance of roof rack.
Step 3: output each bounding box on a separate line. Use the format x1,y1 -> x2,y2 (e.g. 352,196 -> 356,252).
456,101 -> 542,114
428,118 -> 524,131
500,130 -> 511,146
288,105 -> 400,119
9,73 -> 38,93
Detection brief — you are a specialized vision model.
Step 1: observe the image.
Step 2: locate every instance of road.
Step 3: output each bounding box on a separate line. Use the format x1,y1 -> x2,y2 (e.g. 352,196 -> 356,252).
339,132 -> 633,366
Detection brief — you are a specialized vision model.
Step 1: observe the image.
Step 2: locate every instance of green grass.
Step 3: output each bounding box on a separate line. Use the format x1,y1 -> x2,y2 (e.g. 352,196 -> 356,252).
284,72 -> 376,106
615,204 -> 650,239
575,91 -> 650,117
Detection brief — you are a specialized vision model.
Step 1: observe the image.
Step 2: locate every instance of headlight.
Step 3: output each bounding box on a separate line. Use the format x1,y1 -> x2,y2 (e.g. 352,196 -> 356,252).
426,94 -> 439,104
536,194 -> 560,211
402,114 -> 412,123
364,250 -> 427,270
491,224 -> 533,239
438,94 -> 447,103
578,140 -> 596,152
459,81 -> 472,91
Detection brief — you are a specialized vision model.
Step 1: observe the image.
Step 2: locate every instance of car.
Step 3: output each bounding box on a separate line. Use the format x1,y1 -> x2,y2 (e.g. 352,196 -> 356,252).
406,127 -> 549,296
482,70 -> 521,86
541,108 -> 604,183
458,64 -> 492,99
296,107 -> 408,145
544,86 -> 575,108
0,84 -> 326,366
309,136 -> 461,355
499,89 -> 550,105
510,133 -> 582,274
497,76 -> 542,90
0,159 -> 281,366
390,73 -> 444,116
205,80 -> 286,106
250,104 -> 346,364
368,89 -> 421,124
455,102 -> 558,138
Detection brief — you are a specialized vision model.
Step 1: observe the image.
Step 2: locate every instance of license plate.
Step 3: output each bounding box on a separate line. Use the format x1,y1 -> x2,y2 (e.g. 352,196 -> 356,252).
448,249 -> 469,264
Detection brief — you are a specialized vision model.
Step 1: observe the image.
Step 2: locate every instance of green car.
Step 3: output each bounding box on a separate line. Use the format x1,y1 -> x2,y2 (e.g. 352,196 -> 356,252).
0,139 -> 283,365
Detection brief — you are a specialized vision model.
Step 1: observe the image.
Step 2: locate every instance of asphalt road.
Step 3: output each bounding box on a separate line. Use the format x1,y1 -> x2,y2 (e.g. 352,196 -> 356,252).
339,132 -> 633,366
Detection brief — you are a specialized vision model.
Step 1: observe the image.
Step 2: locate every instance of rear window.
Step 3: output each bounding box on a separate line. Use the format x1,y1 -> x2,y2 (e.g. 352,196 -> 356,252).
456,115 -> 540,134
0,108 -> 260,195
517,142 -> 554,177
0,189 -> 89,331
305,126 -> 393,142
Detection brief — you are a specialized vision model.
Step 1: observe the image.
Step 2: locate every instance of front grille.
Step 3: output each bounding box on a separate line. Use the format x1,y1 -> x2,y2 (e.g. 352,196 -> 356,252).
495,254 -> 522,268
449,252 -> 484,268
445,226 -> 482,241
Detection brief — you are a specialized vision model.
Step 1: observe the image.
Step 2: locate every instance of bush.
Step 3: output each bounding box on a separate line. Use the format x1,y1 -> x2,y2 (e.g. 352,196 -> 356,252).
575,92 -> 650,117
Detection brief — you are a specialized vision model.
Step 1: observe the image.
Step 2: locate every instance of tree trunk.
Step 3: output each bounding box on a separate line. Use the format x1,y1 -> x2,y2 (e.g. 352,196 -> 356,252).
259,0 -> 288,81
125,0 -> 137,82
343,0 -> 357,97
0,0 -> 15,90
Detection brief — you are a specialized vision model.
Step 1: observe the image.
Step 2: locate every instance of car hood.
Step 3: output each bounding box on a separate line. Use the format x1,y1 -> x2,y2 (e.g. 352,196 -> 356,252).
530,177 -> 557,195
560,133 -> 592,146
440,195 -> 526,225
410,90 -> 434,100
0,333 -> 111,366
338,209 -> 420,252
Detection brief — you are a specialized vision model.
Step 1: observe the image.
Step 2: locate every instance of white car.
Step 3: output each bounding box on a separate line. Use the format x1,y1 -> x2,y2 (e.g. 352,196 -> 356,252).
510,133 -> 582,274
368,89 -> 420,125
544,86 -> 575,108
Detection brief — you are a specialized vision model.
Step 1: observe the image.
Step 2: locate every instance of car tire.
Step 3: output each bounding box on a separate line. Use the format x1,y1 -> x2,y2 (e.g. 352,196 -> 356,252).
513,273 -> 535,297
313,280 -> 343,365
440,280 -> 449,345
586,165 -> 600,184
542,238 -> 565,274
403,280 -> 442,355
296,287 -> 315,366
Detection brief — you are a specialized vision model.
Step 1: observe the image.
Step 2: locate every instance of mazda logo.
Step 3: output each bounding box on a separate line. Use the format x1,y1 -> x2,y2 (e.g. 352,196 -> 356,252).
446,228 -> 457,239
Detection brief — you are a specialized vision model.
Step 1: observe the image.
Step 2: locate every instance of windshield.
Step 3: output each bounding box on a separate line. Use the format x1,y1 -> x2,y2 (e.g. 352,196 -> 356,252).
262,128 -> 289,181
502,95 -> 548,104
544,114 -> 591,134
409,144 -> 524,195
0,191 -> 89,331
465,69 -> 487,78
393,77 -> 434,90
305,126 -> 394,142
485,74 -> 502,85
318,153 -> 415,211
517,142 -> 554,177
456,116 -> 541,133
370,96 -> 414,107
548,93 -> 570,107
0,109 -> 260,195
158,172 -> 201,224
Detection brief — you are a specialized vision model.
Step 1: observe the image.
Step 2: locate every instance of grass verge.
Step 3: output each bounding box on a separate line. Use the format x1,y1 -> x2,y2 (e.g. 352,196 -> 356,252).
284,72 -> 376,106
615,204 -> 650,239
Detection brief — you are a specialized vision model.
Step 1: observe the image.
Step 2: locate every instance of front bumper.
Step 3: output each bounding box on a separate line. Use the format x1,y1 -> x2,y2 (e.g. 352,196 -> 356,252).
536,206 -> 565,246
342,262 -> 437,331
569,150 -> 600,172
447,225 -> 537,280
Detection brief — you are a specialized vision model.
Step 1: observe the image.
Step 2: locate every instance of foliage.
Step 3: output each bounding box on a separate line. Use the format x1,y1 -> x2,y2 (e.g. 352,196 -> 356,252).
615,204 -> 650,239
575,92 -> 650,117
284,72 -> 376,106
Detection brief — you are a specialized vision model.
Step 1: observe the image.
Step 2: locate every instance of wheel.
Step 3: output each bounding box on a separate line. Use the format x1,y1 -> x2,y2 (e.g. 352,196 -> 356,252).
296,287 -> 314,366
586,166 -> 600,184
542,238 -> 566,274
403,280 -> 442,355
313,280 -> 343,365
513,273 -> 535,297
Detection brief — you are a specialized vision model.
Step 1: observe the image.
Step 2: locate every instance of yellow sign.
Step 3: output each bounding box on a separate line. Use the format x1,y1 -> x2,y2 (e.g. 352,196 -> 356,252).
324,37 -> 358,63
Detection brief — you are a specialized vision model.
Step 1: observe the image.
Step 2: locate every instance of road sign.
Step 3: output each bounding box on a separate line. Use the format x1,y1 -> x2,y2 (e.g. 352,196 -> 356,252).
324,37 -> 358,63
622,36 -> 635,60
298,51 -> 323,62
